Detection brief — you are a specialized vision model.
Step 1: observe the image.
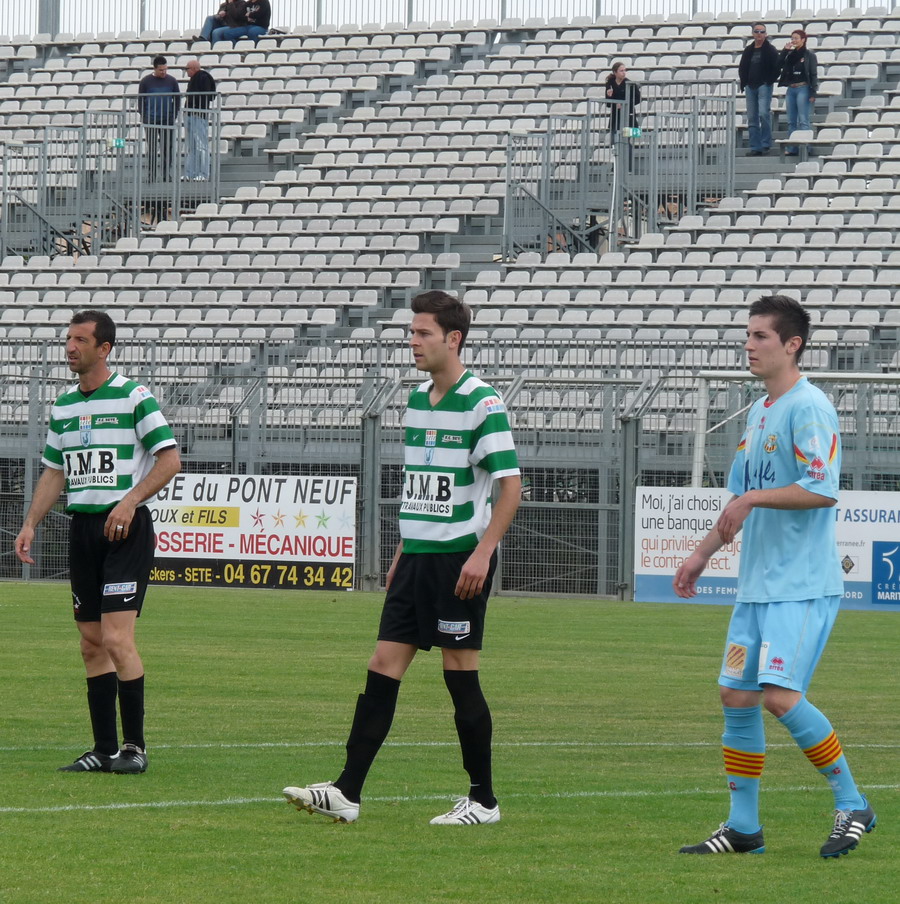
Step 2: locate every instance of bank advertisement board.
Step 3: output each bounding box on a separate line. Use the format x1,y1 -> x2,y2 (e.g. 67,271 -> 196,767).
147,473 -> 356,590
634,487 -> 900,611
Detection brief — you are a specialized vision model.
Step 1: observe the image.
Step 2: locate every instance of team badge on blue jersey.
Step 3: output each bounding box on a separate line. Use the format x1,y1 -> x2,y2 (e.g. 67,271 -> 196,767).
764,434 -> 777,453
80,414 -> 92,446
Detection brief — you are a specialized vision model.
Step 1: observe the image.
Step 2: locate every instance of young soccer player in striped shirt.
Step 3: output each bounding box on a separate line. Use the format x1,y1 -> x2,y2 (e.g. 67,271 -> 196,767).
15,310 -> 180,774
674,295 -> 875,858
284,290 -> 521,825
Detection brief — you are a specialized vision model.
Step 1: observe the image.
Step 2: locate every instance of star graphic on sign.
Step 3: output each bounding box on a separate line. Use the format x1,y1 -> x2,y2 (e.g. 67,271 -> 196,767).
251,509 -> 265,528
294,510 -> 309,528
273,510 -> 286,528
337,512 -> 354,531
316,510 -> 331,528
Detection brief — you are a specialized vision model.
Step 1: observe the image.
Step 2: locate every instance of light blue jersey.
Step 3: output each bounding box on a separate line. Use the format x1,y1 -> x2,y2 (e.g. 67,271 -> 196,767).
727,376 -> 843,603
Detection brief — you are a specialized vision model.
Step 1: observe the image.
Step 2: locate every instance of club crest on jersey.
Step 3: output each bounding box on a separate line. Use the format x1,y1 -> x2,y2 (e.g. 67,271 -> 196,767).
80,414 -> 92,445
424,429 -> 437,464
764,434 -> 777,454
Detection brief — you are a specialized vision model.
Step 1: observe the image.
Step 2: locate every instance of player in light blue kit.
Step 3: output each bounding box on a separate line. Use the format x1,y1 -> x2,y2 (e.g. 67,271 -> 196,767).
674,295 -> 875,859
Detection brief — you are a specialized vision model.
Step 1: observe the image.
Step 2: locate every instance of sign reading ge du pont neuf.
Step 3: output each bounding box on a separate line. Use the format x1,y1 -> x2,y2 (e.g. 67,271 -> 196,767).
147,473 -> 356,590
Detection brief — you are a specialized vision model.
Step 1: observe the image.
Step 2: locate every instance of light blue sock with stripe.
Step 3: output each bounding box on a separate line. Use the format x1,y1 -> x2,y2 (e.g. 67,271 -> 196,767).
778,697 -> 864,811
722,705 -> 765,835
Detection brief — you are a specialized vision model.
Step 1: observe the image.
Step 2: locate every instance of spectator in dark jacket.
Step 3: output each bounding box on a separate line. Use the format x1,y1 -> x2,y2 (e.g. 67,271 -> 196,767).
213,0 -> 270,44
138,56 -> 180,182
605,61 -> 641,134
738,22 -> 781,156
779,30 -> 819,156
184,59 -> 217,181
210,1 -> 248,43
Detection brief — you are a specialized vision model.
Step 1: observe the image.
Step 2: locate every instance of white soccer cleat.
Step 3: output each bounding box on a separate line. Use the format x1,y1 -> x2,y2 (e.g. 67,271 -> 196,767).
429,796 -> 501,825
282,781 -> 359,823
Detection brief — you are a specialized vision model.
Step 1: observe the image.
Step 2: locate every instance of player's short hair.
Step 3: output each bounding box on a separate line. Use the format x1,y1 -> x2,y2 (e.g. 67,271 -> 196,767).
71,310 -> 116,349
748,294 -> 809,362
152,55 -> 167,68
411,291 -> 471,351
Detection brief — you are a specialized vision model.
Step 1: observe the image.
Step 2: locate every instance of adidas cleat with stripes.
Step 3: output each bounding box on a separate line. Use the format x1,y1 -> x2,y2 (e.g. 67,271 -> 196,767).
430,797 -> 501,825
282,782 -> 359,823
820,798 -> 876,858
679,824 -> 765,854
110,743 -> 148,774
57,750 -> 112,772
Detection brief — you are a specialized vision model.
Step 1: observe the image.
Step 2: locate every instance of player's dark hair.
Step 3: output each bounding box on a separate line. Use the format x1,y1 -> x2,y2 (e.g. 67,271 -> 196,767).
71,310 -> 116,349
748,294 -> 809,362
153,55 -> 167,68
411,291 -> 471,351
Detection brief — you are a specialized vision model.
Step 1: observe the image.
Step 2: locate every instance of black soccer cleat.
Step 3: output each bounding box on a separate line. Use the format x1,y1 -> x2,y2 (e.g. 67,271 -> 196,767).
109,743 -> 148,774
680,823 -> 766,854
820,798 -> 876,858
57,750 -> 113,772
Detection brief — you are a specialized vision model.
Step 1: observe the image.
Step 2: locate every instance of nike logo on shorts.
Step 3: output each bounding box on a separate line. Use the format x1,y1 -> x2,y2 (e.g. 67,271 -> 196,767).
455,633 -> 470,641
123,595 -> 136,602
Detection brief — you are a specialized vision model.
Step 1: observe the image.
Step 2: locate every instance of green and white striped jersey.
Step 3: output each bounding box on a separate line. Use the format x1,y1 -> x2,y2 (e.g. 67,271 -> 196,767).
400,370 -> 519,554
42,373 -> 176,514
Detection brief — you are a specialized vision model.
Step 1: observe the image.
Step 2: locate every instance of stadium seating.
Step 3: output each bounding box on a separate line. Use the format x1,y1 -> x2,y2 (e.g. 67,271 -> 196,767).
2,7 -> 900,439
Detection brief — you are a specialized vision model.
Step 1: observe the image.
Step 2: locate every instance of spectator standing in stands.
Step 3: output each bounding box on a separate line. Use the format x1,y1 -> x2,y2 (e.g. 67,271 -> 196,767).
138,56 -> 181,182
779,30 -> 818,156
184,59 -> 216,182
738,23 -> 781,156
605,61 -> 641,136
675,295 -> 875,859
14,310 -> 181,775
283,291 -> 521,827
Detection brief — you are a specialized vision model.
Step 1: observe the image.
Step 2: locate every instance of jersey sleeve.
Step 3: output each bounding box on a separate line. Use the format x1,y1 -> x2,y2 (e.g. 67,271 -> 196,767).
132,385 -> 177,454
726,428 -> 750,495
791,404 -> 840,500
41,420 -> 64,470
470,390 -> 520,478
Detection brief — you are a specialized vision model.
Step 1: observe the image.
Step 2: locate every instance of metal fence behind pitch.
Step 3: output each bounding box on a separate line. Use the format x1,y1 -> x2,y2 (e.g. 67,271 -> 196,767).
0,96 -> 220,259
2,335 -> 897,599
504,85 -> 734,258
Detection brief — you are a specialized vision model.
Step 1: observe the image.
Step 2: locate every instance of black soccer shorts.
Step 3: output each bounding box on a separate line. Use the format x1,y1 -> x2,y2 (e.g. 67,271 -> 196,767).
68,506 -> 156,621
377,550 -> 497,651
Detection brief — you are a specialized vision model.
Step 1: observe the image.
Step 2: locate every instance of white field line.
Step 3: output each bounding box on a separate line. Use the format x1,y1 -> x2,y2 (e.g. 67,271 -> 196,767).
1,740 -> 898,752
2,784 -> 899,816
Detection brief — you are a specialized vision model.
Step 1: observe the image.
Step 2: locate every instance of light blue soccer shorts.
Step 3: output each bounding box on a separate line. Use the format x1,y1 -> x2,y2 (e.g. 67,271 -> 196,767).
718,596 -> 842,693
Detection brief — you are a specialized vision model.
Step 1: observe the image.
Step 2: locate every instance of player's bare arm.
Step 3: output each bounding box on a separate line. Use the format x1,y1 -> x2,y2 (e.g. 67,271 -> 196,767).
716,483 -> 836,544
104,446 -> 181,541
455,474 -> 522,600
14,467 -> 67,565
672,506 -> 733,599
384,541 -> 403,590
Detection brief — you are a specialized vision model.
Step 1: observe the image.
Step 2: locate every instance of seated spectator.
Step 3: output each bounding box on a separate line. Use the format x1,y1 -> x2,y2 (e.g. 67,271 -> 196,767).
198,5 -> 227,42
210,1 -> 248,44
213,0 -> 270,44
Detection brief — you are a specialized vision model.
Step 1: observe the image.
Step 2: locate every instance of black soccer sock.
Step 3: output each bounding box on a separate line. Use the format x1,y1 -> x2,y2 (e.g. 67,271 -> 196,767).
334,670 -> 401,803
86,671 -> 119,756
443,669 -> 496,809
117,674 -> 146,750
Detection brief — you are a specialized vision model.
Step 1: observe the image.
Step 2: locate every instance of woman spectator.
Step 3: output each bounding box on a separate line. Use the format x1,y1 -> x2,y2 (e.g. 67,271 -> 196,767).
605,62 -> 641,136
778,30 -> 818,156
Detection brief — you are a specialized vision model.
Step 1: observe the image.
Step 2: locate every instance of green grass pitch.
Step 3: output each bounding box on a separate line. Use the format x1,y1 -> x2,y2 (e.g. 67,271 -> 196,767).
0,583 -> 897,904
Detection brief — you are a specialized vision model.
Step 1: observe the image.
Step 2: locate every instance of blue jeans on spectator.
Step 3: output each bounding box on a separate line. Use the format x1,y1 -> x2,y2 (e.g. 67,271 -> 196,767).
211,24 -> 267,44
745,83 -> 773,152
199,15 -> 220,41
184,113 -> 210,180
785,84 -> 811,154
